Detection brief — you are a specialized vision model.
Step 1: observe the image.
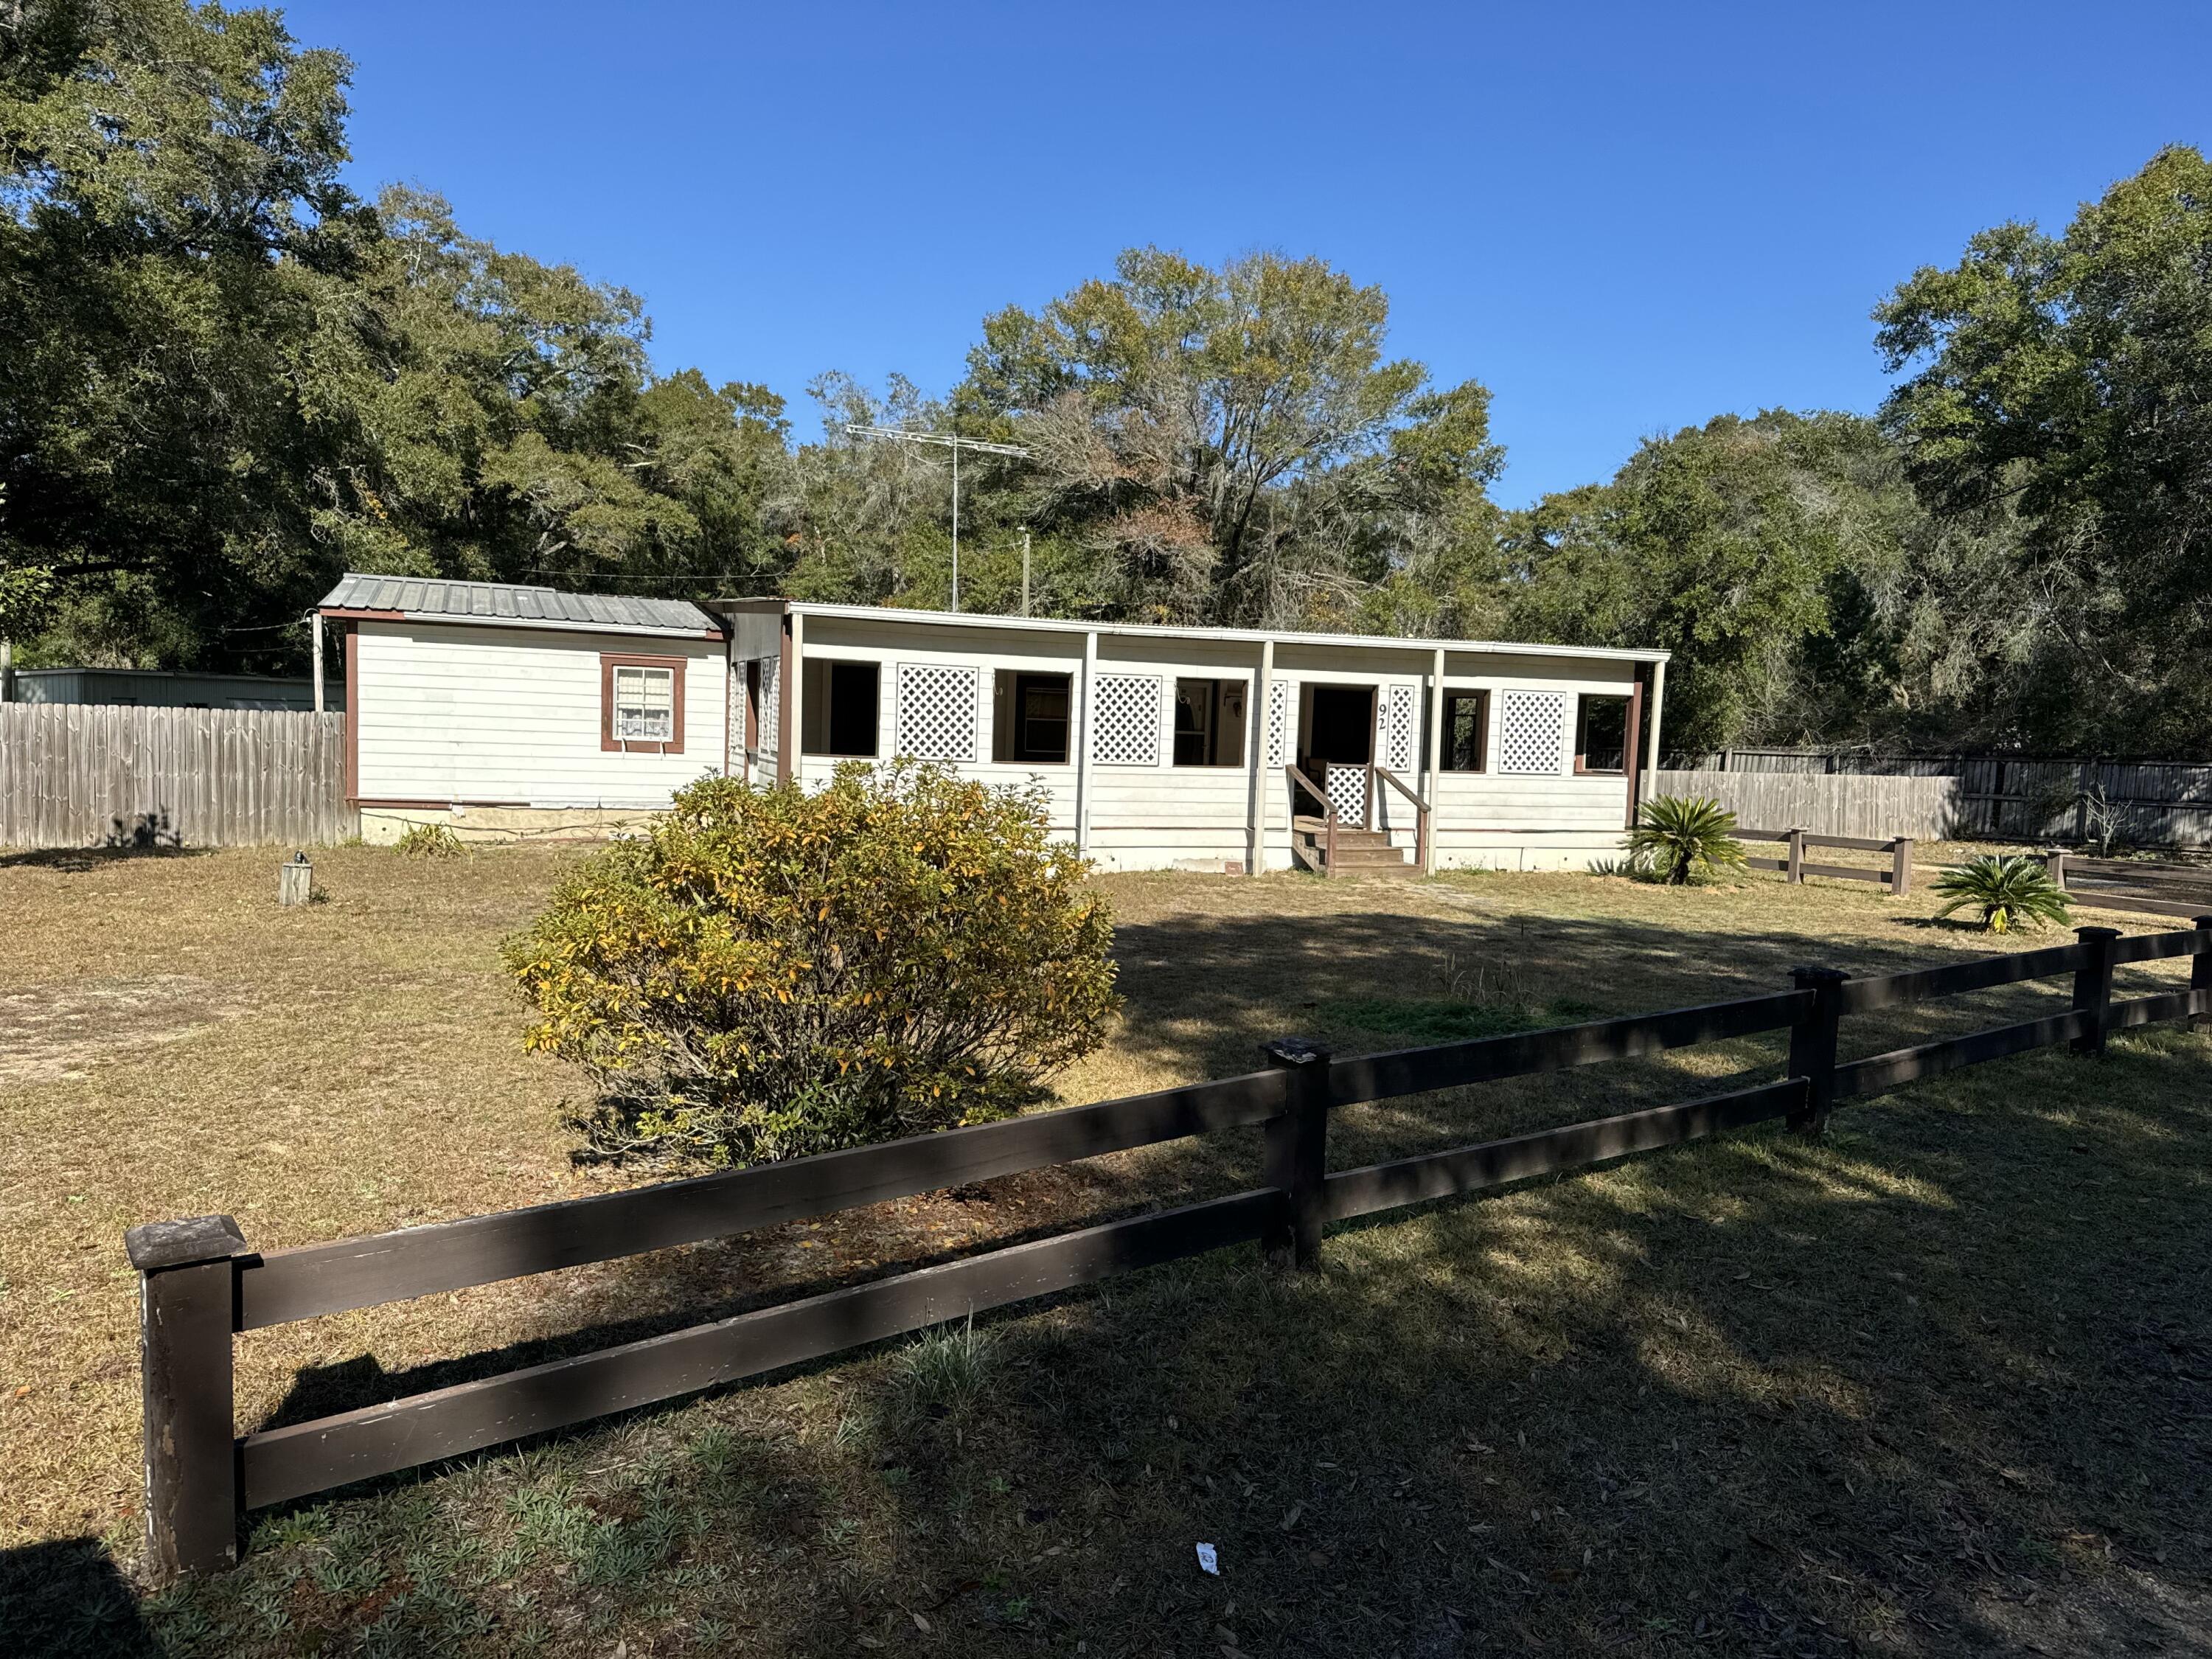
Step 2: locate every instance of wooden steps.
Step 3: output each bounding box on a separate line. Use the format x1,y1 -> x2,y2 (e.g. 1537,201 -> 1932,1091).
1292,817 -> 1419,877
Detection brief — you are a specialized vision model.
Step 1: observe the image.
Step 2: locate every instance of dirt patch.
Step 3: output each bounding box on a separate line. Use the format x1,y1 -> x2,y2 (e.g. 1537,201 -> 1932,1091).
0,975 -> 251,1083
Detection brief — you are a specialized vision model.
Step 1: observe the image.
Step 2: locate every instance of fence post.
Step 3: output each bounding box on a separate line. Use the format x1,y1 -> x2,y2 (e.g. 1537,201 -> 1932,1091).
1259,1038 -> 1332,1271
2191,915 -> 2212,1034
126,1214 -> 247,1583
1888,837 -> 1913,897
2069,926 -> 2120,1056
1786,967 -> 1847,1133
2044,849 -> 2067,891
1785,828 -> 1806,885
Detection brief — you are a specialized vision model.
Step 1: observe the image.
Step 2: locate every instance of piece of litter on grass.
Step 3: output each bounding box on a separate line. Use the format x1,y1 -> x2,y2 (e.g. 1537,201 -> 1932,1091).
1196,1543 -> 1220,1576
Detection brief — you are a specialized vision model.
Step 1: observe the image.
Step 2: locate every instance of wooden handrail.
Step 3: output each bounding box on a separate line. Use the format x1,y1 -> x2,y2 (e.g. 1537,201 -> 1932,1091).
1284,763 -> 1339,874
1373,765 -> 1431,871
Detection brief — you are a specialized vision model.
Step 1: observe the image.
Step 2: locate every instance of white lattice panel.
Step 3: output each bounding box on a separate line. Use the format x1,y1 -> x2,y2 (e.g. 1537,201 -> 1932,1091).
895,663 -> 978,762
1091,674 -> 1161,766
1382,685 -> 1417,771
1324,762 -> 1368,821
1265,681 -> 1291,769
1497,690 -> 1567,775
759,657 -> 780,773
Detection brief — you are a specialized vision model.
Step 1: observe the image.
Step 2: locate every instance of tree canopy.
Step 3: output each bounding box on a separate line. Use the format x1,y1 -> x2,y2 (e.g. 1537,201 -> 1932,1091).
4,1 -> 2209,759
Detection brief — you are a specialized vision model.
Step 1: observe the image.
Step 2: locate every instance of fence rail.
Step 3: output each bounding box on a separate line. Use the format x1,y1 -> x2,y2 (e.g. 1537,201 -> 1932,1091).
0,705 -> 353,849
126,919 -> 2212,1581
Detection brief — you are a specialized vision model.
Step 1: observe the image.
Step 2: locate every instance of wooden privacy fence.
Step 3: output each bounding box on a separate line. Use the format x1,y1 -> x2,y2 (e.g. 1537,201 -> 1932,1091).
0,705 -> 353,849
1659,768 -> 1960,844
1668,753 -> 2212,849
128,921 -> 2212,1581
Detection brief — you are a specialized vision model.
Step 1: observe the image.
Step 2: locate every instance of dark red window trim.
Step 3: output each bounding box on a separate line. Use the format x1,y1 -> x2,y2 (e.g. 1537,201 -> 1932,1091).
601,653 -> 688,754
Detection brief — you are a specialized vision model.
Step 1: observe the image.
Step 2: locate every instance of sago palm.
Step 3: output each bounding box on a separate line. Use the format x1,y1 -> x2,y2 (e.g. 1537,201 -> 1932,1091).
1931,854 -> 2074,933
1625,796 -> 1747,886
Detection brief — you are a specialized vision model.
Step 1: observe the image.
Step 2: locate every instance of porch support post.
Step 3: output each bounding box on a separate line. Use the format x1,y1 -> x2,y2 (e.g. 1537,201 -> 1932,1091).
1642,658 -> 1667,810
1076,628 -> 1098,855
1246,638 -> 1273,874
310,613 -> 324,714
1425,646 -> 1444,874
1622,665 -> 1646,830
779,608 -> 803,785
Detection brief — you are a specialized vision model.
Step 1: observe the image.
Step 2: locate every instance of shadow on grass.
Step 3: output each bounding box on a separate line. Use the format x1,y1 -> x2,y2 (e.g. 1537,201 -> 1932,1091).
0,1537 -> 163,1658
170,1026 -> 2212,1657
161,891 -> 2210,1655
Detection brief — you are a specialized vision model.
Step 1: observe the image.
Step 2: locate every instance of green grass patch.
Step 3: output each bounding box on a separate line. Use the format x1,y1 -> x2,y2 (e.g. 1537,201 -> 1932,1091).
1320,995 -> 1597,1043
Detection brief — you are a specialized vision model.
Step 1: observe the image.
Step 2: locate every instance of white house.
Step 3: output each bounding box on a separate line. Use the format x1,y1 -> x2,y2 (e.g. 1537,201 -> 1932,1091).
320,575 -> 1670,872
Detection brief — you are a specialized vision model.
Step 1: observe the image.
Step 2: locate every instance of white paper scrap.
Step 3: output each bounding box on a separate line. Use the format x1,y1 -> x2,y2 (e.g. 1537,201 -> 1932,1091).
1195,1543 -> 1220,1576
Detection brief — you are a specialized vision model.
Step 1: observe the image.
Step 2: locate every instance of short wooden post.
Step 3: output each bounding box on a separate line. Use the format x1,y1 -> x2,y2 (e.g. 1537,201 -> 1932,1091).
1259,1038 -> 1332,1270
126,1214 -> 248,1582
1324,802 -> 1338,877
1888,837 -> 1913,897
2070,926 -> 2120,1055
1785,828 -> 1806,885
1786,967 -> 1847,1133
276,852 -> 312,907
2044,849 -> 2067,890
2190,915 -> 2212,1033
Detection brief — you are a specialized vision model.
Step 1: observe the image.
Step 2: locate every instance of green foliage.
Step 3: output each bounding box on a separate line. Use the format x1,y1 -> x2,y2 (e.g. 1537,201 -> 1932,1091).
888,1315 -> 995,1420
506,764 -> 1120,1168
1875,145 -> 2212,752
392,823 -> 465,859
1930,855 -> 2074,933
1624,796 -> 1749,886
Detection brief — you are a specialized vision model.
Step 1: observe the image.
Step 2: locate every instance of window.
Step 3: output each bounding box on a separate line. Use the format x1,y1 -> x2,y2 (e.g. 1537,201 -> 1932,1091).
1442,690 -> 1488,771
1173,678 -> 1247,767
1575,694 -> 1630,774
992,670 -> 1071,764
801,659 -> 881,756
601,653 -> 686,754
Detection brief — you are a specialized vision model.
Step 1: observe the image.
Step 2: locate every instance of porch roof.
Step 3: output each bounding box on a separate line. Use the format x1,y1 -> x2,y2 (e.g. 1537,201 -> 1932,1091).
714,599 -> 1669,666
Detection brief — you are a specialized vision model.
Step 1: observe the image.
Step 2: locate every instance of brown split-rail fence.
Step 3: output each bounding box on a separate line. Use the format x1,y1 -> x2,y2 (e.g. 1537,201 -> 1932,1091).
128,920 -> 2212,1582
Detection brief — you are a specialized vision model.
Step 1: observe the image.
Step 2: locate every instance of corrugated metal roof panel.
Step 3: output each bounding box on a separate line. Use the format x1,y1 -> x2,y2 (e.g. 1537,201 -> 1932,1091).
319,574 -> 717,636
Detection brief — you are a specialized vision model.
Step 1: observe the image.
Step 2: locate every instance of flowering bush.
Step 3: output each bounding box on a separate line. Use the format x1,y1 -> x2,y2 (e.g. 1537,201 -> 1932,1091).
507,762 -> 1119,1166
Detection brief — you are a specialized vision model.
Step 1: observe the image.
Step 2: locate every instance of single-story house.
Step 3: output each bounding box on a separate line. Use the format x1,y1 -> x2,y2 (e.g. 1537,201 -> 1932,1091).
318,574 -> 1671,872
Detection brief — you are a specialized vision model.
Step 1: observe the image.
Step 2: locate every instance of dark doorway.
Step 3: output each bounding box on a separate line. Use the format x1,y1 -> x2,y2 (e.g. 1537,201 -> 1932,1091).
1296,684 -> 1375,815
1304,684 -> 1374,767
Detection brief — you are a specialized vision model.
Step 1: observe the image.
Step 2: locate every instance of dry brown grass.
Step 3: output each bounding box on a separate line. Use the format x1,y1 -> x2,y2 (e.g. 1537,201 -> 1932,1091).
1,843 -> 2205,1656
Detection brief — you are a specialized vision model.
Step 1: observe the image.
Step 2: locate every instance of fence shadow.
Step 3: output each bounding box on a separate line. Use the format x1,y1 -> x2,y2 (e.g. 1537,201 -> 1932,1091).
0,1537 -> 162,1659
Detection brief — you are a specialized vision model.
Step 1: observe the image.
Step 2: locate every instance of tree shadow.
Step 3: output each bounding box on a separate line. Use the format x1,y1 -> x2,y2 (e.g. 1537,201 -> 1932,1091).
0,1537 -> 163,1658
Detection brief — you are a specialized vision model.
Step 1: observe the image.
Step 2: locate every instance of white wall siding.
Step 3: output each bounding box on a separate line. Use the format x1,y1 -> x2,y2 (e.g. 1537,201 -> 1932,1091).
353,622 -> 726,807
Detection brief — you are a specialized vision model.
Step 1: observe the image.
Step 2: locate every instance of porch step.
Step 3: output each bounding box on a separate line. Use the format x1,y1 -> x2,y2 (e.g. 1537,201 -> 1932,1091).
1293,825 -> 1419,877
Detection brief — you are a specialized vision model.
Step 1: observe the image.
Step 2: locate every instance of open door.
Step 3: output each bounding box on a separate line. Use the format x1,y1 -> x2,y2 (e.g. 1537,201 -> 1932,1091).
1295,684 -> 1377,818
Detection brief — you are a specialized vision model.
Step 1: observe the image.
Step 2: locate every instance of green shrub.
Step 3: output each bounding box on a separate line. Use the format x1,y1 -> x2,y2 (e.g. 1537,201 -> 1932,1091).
392,823 -> 465,858
506,762 -> 1120,1167
1624,795 -> 1748,885
1932,854 -> 2074,933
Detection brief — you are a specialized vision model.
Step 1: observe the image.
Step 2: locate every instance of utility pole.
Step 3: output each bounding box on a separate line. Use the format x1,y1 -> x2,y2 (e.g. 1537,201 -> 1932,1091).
843,425 -> 1030,613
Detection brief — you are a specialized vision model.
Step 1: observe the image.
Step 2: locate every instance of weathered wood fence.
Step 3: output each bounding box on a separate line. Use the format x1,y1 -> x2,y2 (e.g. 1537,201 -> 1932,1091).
0,706 -> 353,849
127,919 -> 2212,1582
1668,752 -> 2212,848
1660,768 -> 1961,843
1731,827 -> 1915,894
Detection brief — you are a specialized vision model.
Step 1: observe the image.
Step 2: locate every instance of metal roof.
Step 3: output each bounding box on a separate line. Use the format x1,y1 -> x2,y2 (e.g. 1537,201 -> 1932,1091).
319,574 -> 718,637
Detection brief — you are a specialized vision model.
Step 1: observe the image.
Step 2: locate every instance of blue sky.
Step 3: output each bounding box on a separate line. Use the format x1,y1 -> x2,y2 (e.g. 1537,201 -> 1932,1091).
283,1 -> 2208,506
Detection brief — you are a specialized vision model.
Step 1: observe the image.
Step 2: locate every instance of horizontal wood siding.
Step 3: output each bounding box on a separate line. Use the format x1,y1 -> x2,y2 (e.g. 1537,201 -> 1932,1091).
0,706 -> 352,849
355,622 -> 726,807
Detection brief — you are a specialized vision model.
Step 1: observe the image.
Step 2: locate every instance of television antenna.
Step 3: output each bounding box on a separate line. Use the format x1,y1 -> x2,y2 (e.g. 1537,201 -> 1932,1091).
843,425 -> 1032,612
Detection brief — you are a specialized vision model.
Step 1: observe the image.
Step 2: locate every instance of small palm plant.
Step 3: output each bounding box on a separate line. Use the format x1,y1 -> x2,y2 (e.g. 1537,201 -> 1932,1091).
1931,854 -> 2074,933
1625,796 -> 1748,886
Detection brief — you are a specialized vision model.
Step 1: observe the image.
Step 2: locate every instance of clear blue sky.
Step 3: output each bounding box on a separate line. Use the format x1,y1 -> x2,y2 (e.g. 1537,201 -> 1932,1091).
283,0 -> 2209,506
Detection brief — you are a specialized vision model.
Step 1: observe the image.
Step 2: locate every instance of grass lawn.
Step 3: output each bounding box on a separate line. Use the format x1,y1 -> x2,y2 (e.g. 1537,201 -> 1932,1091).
1,843 -> 2208,1656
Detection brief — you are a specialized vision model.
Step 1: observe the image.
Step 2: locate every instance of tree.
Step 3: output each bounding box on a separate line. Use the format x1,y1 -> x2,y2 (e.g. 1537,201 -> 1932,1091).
1501,411 -> 1913,753
1876,145 -> 2212,753
959,247 -> 1500,626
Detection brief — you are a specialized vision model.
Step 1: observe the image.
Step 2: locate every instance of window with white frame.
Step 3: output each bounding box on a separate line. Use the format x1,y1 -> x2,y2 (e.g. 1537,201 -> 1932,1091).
602,655 -> 685,754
